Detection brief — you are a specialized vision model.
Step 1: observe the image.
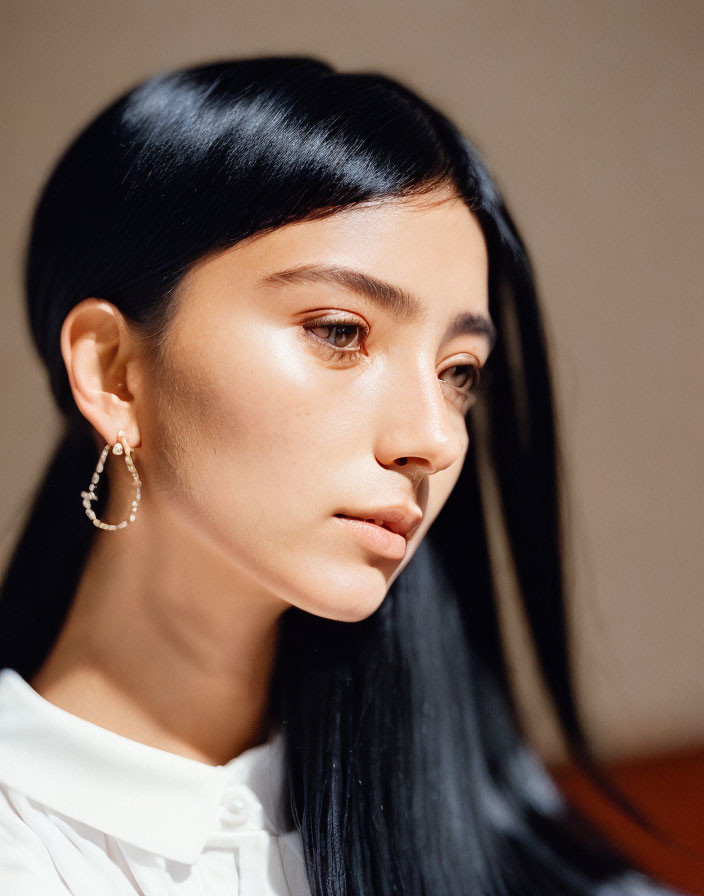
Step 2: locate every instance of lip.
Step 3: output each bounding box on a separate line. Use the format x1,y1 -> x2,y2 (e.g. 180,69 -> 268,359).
332,505 -> 423,560
332,515 -> 408,560
334,505 -> 423,538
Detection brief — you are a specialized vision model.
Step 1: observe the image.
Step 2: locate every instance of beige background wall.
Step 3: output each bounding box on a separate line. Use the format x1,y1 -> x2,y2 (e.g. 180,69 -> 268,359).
1,0 -> 702,764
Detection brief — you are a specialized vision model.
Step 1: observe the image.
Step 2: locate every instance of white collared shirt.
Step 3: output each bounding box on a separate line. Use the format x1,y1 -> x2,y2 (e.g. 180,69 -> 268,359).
0,667 -> 312,895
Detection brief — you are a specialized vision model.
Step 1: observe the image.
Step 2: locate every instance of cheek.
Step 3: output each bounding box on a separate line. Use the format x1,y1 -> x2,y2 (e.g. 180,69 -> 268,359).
150,322 -> 327,510
144,316 -> 368,571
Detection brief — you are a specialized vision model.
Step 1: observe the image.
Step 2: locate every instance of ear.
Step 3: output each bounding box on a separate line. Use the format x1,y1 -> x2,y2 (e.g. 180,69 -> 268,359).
60,298 -> 143,449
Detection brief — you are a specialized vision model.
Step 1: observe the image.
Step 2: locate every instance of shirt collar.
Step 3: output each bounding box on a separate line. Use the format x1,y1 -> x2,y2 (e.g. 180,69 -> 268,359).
0,667 -> 291,864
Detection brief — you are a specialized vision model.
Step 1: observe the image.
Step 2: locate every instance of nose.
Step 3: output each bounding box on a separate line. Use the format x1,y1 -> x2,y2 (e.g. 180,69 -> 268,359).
374,359 -> 467,476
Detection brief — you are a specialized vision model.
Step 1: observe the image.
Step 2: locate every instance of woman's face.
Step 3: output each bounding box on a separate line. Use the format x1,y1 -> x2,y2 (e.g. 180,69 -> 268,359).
138,187 -> 494,622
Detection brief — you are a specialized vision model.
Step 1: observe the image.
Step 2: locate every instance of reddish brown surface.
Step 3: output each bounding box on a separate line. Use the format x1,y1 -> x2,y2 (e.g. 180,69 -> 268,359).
550,748 -> 704,894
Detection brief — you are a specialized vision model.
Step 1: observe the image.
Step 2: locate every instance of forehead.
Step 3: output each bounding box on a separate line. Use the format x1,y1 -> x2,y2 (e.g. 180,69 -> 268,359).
246,190 -> 487,293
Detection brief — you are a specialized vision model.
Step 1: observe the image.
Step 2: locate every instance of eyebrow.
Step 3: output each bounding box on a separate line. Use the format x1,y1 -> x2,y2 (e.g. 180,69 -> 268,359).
260,263 -> 497,352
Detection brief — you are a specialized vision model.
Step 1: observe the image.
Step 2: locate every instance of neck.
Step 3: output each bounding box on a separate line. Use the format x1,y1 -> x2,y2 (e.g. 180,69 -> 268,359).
30,497 -> 288,766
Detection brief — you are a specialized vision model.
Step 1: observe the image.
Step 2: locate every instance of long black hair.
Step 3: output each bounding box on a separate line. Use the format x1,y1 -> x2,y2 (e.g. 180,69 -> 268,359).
0,56 -> 681,895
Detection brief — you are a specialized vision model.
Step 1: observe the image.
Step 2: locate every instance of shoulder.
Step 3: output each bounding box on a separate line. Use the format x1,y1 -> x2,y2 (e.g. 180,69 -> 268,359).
0,785 -> 70,893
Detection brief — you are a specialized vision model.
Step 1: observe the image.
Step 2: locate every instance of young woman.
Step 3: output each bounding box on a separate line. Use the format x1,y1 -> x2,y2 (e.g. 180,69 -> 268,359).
0,56 -> 682,895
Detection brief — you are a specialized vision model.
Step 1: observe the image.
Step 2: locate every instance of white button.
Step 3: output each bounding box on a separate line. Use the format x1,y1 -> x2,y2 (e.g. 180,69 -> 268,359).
227,796 -> 247,817
220,787 -> 250,828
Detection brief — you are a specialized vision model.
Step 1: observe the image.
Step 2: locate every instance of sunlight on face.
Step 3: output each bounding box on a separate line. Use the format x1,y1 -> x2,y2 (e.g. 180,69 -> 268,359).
138,187 -> 493,621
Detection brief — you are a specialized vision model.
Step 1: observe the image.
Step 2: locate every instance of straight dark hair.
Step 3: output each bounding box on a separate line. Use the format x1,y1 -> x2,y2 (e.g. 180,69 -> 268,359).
0,56 -> 680,895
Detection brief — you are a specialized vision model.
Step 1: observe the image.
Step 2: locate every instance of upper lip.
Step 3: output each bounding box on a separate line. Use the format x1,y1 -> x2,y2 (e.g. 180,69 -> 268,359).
335,505 -> 423,539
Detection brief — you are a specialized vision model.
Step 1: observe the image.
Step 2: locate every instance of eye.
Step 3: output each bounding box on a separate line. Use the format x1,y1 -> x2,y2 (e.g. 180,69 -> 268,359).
303,316 -> 368,362
439,359 -> 481,395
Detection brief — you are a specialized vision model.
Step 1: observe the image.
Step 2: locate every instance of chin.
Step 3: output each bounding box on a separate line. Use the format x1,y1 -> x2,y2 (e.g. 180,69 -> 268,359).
304,595 -> 387,624
335,599 -> 387,624
277,552 -> 402,623
299,576 -> 390,624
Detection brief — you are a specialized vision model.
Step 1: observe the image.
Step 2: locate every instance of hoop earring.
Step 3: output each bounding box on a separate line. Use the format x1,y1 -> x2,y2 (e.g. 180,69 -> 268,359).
81,429 -> 142,530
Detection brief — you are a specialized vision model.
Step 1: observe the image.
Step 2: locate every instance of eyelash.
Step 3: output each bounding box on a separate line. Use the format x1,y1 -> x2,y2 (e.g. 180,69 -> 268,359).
303,316 -> 482,399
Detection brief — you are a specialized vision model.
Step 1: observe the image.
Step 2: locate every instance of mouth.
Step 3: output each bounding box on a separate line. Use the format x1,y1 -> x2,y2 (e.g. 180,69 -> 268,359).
333,504 -> 423,540
334,513 -> 394,531
332,514 -> 409,560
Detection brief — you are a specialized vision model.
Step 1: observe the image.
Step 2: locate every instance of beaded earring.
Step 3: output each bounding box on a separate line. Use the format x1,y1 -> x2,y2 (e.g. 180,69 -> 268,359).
80,429 -> 142,530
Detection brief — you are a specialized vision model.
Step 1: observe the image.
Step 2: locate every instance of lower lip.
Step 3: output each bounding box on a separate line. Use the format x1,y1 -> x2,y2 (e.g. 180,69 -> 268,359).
332,515 -> 407,560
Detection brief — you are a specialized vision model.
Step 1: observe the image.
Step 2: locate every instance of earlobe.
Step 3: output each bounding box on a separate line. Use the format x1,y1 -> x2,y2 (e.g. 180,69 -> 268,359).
60,298 -> 142,449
